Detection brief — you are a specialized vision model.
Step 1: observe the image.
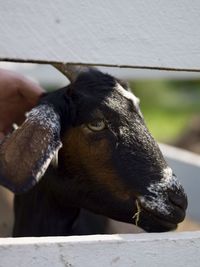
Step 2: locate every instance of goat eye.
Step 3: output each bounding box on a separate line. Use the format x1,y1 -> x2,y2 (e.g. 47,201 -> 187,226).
87,120 -> 106,131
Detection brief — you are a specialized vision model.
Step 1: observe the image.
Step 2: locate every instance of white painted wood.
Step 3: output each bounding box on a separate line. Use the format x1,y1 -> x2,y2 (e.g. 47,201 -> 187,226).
160,144 -> 200,168
0,232 -> 200,267
0,0 -> 200,72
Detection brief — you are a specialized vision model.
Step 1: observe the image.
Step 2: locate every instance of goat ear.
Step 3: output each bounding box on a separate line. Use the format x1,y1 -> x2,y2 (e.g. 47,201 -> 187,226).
0,104 -> 62,193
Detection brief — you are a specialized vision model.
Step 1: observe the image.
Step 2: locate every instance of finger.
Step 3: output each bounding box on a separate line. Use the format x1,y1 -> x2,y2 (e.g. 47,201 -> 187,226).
18,79 -> 45,106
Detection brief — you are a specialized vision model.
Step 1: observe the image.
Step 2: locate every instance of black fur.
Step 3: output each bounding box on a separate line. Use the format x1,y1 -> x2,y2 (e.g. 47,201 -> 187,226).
39,88 -> 76,134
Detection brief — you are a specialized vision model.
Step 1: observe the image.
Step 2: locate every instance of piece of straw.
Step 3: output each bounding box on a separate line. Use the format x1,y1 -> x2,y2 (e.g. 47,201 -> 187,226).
132,199 -> 141,226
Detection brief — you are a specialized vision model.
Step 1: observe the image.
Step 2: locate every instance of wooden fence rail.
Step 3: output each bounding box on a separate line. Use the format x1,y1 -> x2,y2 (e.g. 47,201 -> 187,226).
1,0 -> 200,72
1,232 -> 200,267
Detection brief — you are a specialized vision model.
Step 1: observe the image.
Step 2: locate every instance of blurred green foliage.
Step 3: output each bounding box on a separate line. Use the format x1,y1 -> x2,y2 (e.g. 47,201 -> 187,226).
129,80 -> 200,143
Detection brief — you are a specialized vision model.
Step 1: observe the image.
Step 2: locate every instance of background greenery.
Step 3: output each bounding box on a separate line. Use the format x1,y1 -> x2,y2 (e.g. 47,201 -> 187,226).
129,80 -> 200,143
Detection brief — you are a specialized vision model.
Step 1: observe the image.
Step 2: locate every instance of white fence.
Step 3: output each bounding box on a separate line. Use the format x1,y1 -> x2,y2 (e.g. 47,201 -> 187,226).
0,1 -> 200,266
1,0 -> 200,72
1,232 -> 200,267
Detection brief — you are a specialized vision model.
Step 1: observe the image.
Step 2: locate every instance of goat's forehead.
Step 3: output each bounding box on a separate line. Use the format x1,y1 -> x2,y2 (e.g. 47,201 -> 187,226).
103,83 -> 140,113
73,78 -> 141,123
115,83 -> 140,107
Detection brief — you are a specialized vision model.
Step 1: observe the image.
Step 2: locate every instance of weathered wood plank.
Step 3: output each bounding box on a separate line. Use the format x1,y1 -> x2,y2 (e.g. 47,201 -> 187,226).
0,232 -> 200,267
0,0 -> 200,71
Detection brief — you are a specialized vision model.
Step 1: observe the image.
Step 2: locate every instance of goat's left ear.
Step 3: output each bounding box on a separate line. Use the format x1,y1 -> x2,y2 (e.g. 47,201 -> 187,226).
0,87 -> 75,193
0,104 -> 63,193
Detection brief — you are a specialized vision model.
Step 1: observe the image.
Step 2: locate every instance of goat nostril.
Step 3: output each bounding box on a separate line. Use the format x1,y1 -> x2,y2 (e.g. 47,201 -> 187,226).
168,191 -> 188,210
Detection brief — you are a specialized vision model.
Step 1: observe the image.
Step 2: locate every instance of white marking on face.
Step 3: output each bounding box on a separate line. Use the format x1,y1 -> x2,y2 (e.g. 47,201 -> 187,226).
138,167 -> 183,216
147,167 -> 182,195
115,83 -> 142,116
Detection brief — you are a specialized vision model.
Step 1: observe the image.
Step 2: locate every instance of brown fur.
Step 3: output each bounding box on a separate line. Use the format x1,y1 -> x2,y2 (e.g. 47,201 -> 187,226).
60,126 -> 131,201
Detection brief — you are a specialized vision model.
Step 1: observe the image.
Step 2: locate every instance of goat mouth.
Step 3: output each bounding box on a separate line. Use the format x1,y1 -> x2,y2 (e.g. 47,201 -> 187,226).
143,207 -> 177,230
133,198 -> 180,232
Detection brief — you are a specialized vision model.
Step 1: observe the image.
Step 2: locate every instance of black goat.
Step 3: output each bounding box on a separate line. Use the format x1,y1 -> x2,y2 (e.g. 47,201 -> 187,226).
0,65 -> 187,236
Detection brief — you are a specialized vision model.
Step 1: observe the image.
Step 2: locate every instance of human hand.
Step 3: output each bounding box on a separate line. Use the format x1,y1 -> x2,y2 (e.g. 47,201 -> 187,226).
0,69 -> 45,140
